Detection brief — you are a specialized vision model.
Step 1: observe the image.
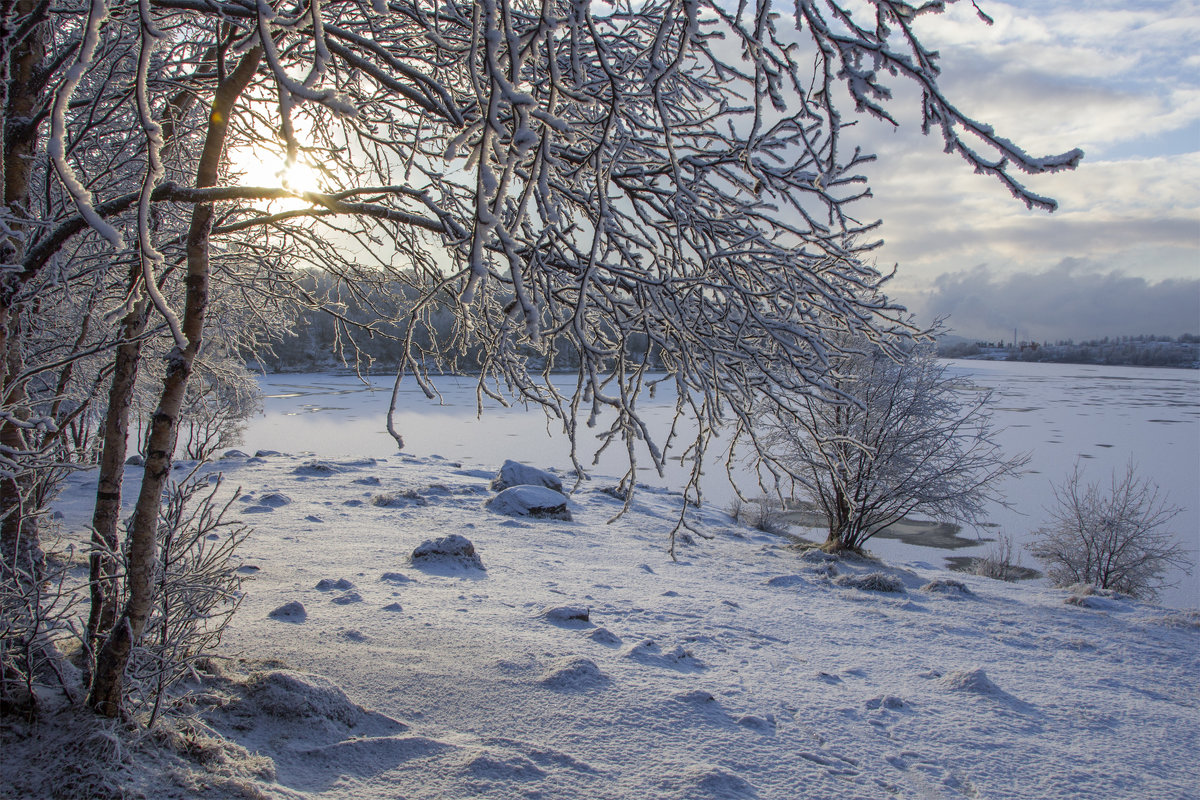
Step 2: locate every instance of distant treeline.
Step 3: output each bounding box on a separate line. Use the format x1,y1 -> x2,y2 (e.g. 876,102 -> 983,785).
258,272 -> 665,372
938,334 -> 1200,369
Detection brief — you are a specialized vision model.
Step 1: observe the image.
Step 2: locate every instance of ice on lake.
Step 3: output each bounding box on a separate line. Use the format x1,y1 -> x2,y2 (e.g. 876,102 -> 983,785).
245,361 -> 1199,608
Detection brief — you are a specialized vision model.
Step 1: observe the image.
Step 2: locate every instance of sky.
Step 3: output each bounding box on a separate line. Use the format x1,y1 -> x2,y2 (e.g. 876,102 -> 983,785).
846,0 -> 1200,342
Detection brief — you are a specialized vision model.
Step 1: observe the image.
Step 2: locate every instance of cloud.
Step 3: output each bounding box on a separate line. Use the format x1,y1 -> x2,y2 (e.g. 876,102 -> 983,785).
894,260 -> 1200,341
856,146 -> 1200,296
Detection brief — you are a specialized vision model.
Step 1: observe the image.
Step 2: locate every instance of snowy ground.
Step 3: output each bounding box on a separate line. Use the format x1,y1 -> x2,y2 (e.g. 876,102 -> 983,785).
12,449 -> 1200,799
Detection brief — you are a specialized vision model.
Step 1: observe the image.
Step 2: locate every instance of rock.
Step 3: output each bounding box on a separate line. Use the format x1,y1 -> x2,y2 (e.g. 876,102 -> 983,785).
541,605 -> 591,627
490,460 -> 563,493
221,449 -> 249,459
411,534 -> 484,570
268,601 -> 307,621
254,450 -> 282,458
125,454 -> 145,466
485,485 -> 571,521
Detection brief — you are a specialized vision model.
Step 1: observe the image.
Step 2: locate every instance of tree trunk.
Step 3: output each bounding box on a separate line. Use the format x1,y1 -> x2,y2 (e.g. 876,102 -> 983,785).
84,295 -> 150,662
89,45 -> 262,717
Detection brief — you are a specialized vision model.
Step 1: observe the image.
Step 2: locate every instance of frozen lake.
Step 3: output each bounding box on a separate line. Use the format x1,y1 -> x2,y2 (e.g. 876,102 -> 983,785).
243,361 -> 1199,609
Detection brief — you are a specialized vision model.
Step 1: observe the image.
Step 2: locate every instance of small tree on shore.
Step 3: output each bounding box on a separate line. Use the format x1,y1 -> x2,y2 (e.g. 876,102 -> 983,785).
757,331 -> 1028,553
1030,463 -> 1190,600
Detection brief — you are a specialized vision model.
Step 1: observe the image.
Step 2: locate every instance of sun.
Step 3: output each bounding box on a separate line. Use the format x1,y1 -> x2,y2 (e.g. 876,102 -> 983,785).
231,148 -> 325,205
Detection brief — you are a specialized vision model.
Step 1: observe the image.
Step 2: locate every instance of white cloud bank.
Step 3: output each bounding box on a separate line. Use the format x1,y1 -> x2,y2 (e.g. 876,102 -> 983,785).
841,0 -> 1200,339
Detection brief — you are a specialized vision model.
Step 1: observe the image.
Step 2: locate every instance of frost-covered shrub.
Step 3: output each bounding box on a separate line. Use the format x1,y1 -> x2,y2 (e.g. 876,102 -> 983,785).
970,534 -> 1023,582
1030,463 -> 1190,600
835,572 -> 905,593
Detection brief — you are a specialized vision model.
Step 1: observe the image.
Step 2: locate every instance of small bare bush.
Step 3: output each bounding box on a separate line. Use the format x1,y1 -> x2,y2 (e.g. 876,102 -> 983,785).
124,474 -> 249,725
729,497 -> 789,536
1029,462 -> 1191,601
971,534 -> 1023,582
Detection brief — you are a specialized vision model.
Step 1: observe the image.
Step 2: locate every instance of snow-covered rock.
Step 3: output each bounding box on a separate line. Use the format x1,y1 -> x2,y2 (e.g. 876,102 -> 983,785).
485,485 -> 571,520
489,459 -> 563,493
411,534 -> 484,570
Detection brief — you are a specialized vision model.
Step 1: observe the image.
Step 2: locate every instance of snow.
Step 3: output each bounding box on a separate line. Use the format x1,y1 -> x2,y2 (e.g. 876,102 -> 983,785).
9,445 -> 1199,799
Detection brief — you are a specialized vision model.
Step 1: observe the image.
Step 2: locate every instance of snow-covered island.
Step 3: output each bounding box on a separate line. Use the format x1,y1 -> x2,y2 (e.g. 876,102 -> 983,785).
5,449 -> 1197,799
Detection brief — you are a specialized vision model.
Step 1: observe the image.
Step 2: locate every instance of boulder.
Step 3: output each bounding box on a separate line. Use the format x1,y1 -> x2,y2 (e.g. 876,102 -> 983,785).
485,485 -> 571,521
489,460 -> 563,493
411,534 -> 484,570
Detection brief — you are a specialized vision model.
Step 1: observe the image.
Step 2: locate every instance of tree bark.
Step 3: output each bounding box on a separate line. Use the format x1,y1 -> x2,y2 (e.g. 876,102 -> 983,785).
89,45 -> 263,717
84,295 -> 150,661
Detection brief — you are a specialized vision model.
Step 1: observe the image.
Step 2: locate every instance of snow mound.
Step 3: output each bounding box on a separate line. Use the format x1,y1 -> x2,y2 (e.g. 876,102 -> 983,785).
316,578 -> 355,591
538,656 -> 609,690
220,449 -> 249,459
486,485 -> 572,521
490,459 -> 563,493
411,534 -> 484,570
735,713 -> 776,731
622,639 -> 704,670
464,752 -> 547,781
586,626 -> 622,646
244,670 -> 367,727
799,548 -> 838,564
294,459 -> 341,475
940,668 -> 1006,697
257,492 -> 292,507
921,578 -> 974,596
267,600 -> 306,622
765,574 -> 805,588
835,572 -> 905,593
673,763 -> 756,799
540,605 -> 591,627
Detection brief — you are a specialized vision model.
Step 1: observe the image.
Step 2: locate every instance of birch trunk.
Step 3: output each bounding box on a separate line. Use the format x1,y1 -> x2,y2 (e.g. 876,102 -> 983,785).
88,45 -> 262,717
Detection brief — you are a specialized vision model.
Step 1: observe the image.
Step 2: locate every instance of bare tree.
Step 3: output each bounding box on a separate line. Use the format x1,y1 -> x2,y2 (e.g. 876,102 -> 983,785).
754,330 -> 1028,553
1029,462 -> 1191,601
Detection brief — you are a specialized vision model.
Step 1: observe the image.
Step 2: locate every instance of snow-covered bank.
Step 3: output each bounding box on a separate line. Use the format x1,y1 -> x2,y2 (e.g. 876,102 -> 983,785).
10,451 -> 1199,799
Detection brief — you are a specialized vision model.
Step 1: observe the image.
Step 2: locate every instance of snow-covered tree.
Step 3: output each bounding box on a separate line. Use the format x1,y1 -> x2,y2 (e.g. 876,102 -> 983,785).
754,330 -> 1028,552
1030,463 -> 1190,600
0,0 -> 1082,717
